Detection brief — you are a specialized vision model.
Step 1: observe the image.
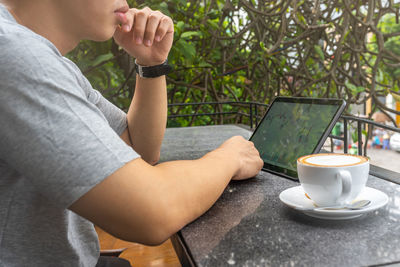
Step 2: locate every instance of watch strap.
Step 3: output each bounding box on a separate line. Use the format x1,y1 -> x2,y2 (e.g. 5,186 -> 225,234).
135,59 -> 173,78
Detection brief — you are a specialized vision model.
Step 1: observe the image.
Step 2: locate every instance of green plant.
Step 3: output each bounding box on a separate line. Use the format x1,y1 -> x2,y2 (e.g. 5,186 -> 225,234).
67,0 -> 400,127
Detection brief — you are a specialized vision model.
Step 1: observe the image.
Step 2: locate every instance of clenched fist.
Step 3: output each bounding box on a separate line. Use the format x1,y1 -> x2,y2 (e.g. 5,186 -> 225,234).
114,7 -> 174,66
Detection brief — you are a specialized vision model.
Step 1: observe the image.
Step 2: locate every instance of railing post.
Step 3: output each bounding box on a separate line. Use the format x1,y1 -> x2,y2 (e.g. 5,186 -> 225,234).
255,103 -> 258,128
343,118 -> 348,154
367,125 -> 374,157
250,103 -> 253,129
357,121 -> 362,156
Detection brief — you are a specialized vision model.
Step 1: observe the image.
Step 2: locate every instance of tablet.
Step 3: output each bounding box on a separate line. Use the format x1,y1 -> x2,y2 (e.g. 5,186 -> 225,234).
249,97 -> 346,180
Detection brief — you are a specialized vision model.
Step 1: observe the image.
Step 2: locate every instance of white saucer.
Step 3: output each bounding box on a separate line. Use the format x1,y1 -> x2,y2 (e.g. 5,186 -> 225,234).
279,186 -> 389,220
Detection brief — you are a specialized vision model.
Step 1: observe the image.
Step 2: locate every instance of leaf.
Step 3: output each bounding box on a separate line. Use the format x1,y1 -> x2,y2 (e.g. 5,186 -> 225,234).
198,61 -> 213,68
176,39 -> 196,60
91,53 -> 113,66
346,82 -> 364,94
296,13 -> 307,25
314,45 -> 324,60
296,0 -> 305,7
259,42 -> 267,52
181,31 -> 202,39
342,53 -> 350,61
207,19 -> 219,29
158,2 -> 170,16
356,86 -> 365,93
176,21 -> 185,30
343,31 -> 350,42
352,131 -> 358,143
280,57 -> 286,67
391,92 -> 400,102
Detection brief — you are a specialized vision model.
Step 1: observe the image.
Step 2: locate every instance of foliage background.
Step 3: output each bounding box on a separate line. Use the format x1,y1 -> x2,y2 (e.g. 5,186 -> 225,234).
67,0 -> 400,128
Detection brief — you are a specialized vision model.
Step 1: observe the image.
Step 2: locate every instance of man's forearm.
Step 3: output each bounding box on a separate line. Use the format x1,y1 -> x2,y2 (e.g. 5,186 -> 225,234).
70,147 -> 238,245
69,135 -> 262,245
126,75 -> 167,164
154,148 -> 236,223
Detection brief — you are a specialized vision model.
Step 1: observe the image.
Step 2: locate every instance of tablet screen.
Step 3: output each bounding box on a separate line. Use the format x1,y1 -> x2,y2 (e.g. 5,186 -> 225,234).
250,97 -> 345,178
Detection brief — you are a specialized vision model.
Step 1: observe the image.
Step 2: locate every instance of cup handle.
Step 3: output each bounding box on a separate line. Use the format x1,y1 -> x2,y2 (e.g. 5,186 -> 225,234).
336,170 -> 352,204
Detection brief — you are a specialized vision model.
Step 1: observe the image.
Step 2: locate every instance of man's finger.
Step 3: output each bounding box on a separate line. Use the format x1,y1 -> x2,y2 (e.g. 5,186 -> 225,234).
143,12 -> 163,46
132,8 -> 151,45
155,16 -> 173,42
122,10 -> 134,32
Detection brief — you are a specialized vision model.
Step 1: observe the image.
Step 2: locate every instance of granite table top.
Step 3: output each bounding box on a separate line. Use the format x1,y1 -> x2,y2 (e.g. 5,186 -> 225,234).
160,125 -> 400,267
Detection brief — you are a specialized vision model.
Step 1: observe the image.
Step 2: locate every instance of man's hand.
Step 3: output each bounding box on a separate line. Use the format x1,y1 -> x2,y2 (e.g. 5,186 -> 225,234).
216,136 -> 264,180
114,7 -> 174,66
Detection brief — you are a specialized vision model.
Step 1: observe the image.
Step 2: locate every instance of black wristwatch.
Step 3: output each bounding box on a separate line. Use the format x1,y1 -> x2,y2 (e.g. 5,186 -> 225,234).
134,59 -> 173,78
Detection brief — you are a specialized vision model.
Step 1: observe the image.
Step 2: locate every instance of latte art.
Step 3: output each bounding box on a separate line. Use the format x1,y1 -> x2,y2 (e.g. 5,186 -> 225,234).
298,153 -> 368,167
306,155 -> 361,166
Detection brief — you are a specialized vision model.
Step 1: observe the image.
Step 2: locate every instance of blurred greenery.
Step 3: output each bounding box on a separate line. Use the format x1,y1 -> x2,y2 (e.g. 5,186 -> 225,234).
369,14 -> 400,99
66,0 -> 400,128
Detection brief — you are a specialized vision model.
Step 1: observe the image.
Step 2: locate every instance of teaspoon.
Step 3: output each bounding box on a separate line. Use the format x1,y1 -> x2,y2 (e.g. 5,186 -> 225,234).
296,199 -> 371,211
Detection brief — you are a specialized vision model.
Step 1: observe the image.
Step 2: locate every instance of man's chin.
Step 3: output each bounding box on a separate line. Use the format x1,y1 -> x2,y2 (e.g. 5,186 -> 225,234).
90,30 -> 115,42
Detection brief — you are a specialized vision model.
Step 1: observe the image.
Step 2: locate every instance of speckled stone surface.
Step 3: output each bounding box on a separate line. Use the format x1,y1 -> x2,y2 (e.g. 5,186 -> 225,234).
160,125 -> 400,267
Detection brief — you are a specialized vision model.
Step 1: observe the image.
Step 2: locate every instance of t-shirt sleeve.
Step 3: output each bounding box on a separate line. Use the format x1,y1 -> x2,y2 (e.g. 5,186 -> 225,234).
86,88 -> 128,136
0,39 -> 140,209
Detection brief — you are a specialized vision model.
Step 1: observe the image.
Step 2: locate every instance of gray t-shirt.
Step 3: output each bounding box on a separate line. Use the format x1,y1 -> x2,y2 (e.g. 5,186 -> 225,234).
0,4 -> 140,266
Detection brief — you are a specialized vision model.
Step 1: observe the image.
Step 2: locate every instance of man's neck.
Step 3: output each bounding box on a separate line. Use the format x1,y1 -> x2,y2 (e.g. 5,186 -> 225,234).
6,1 -> 79,55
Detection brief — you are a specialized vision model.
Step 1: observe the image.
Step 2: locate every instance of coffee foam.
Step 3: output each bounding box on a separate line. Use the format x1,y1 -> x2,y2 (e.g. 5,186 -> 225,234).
299,153 -> 368,167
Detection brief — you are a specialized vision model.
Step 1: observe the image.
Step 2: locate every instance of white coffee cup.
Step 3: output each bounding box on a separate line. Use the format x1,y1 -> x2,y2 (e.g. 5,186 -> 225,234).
297,153 -> 369,207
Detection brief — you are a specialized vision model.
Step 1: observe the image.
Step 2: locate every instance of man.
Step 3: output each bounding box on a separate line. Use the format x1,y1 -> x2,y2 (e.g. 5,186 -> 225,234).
0,0 -> 263,266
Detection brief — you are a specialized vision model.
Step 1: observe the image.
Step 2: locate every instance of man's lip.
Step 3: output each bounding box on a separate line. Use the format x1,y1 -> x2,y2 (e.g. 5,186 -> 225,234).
115,5 -> 129,13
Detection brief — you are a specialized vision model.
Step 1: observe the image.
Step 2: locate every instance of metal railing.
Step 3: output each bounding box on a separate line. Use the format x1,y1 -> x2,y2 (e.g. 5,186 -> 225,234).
168,101 -> 269,129
333,115 -> 400,156
167,101 -> 400,157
